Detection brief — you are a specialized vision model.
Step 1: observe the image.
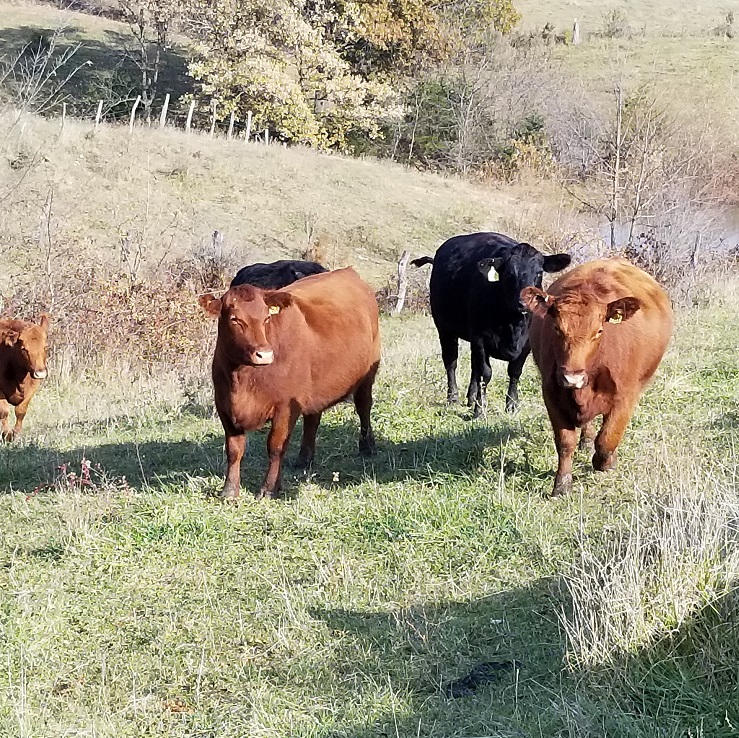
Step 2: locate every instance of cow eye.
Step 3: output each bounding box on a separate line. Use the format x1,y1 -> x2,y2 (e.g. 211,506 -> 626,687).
596,327 -> 603,338
229,315 -> 239,323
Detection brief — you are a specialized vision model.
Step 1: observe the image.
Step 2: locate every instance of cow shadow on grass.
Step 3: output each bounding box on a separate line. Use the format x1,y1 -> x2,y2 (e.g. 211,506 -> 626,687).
0,409 -> 539,497
303,578 -> 739,736
305,576 -> 577,737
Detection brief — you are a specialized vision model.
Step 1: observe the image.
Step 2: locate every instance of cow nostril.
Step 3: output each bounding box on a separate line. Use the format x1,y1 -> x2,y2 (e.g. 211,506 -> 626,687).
253,350 -> 274,365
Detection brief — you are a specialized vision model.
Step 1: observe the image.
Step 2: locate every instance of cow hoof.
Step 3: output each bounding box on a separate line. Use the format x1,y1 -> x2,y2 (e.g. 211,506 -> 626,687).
359,437 -> 376,456
593,450 -> 617,472
256,486 -> 280,500
549,474 -> 572,498
504,401 -> 519,414
1,430 -> 15,443
447,394 -> 459,405
220,484 -> 240,501
294,453 -> 313,470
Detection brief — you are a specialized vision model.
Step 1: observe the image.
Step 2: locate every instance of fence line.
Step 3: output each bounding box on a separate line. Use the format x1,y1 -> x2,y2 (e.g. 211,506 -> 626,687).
59,93 -> 272,145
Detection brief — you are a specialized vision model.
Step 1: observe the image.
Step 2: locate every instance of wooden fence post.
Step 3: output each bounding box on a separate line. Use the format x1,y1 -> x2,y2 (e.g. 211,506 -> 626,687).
185,100 -> 195,133
392,250 -> 411,316
159,93 -> 170,128
573,18 -> 581,44
245,111 -> 252,142
209,100 -> 217,137
60,102 -> 66,130
129,95 -> 141,134
95,100 -> 103,129
264,128 -> 269,145
227,110 -> 235,139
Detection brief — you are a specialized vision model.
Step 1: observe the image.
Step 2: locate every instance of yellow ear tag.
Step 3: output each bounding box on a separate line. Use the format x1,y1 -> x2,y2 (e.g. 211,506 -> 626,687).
608,311 -> 623,324
268,305 -> 280,316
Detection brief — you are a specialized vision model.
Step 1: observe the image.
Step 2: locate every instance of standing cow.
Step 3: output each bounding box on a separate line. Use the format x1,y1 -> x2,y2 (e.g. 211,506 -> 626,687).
200,268 -> 380,500
521,258 -> 673,497
230,259 -> 327,289
0,314 -> 49,442
413,232 -> 570,415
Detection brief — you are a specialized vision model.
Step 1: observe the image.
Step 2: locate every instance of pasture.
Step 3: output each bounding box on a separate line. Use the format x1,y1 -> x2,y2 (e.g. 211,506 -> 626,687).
0,284 -> 737,736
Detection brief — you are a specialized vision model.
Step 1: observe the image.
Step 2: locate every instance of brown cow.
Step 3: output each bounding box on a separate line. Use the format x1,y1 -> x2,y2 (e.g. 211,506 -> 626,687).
199,267 -> 381,500
521,258 -> 673,497
0,314 -> 50,442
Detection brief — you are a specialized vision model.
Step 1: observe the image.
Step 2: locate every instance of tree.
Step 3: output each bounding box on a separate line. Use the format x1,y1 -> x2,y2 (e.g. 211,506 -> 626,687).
186,0 -> 407,148
116,0 -> 179,121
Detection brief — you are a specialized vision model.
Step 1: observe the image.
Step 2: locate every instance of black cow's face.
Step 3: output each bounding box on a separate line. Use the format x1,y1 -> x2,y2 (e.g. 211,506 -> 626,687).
199,286 -> 293,366
478,244 -> 571,314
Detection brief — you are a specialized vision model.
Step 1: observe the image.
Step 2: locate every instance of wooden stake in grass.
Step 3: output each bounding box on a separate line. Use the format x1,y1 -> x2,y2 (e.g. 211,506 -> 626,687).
210,100 -> 217,137
95,100 -> 103,129
159,93 -> 170,129
245,111 -> 252,142
392,250 -> 411,316
129,95 -> 141,134
186,100 -> 195,133
227,110 -> 235,140
61,102 -> 66,131
264,128 -> 269,145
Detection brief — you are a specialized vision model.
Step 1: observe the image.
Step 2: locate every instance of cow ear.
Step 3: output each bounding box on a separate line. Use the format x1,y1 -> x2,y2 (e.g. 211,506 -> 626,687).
264,292 -> 293,314
38,313 -> 50,333
606,297 -> 640,324
199,293 -> 222,317
543,253 -> 572,273
3,330 -> 19,347
521,286 -> 554,317
477,258 -> 502,282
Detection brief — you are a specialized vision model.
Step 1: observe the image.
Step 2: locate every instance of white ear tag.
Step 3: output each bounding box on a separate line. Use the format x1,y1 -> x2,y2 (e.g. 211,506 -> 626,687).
486,267 -> 499,282
268,305 -> 280,316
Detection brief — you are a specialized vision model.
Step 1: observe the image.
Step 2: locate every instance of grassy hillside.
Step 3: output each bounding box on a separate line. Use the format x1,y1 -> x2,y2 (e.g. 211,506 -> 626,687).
0,112 -> 587,292
515,0 -> 737,35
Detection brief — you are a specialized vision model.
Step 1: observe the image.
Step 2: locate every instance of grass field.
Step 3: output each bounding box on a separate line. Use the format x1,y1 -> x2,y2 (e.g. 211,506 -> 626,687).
1,2 -> 739,733
0,281 -> 737,737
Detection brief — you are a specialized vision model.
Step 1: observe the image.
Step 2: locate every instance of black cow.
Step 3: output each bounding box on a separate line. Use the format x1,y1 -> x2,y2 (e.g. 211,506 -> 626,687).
412,232 -> 571,416
230,259 -> 327,289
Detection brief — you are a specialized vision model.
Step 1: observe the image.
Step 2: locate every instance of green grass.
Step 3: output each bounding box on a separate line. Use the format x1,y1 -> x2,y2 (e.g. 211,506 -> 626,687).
0,289 -> 737,737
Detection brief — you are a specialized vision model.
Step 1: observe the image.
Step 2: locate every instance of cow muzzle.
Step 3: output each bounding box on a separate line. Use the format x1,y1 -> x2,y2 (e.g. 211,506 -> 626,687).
251,350 -> 274,366
32,369 -> 48,380
559,371 -> 588,389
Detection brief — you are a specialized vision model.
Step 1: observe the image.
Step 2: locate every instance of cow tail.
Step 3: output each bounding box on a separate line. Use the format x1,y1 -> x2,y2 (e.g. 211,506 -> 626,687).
410,256 -> 434,268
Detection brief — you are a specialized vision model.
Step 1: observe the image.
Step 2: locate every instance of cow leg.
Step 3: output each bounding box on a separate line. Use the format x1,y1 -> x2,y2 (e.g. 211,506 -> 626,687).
10,390 -> 37,440
439,331 -> 460,404
258,407 -> 300,499
505,346 -> 530,414
544,393 -> 578,497
579,420 -> 597,451
222,430 -> 247,500
296,412 -> 322,469
0,400 -> 12,442
593,401 -> 636,473
354,373 -> 376,456
469,340 -> 491,418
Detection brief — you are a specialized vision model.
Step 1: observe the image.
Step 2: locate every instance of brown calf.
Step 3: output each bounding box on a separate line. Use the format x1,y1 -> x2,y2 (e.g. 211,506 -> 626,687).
522,258 -> 673,497
200,267 -> 381,500
0,315 -> 50,442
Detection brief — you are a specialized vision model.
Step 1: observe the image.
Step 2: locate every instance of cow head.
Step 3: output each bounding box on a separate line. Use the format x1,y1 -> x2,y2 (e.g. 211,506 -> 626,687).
477,244 -> 571,314
4,314 -> 50,380
522,286 -> 640,388
199,285 -> 293,366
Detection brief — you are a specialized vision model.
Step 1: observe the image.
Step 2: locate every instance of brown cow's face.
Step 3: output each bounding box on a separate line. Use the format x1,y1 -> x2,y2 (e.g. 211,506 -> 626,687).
522,287 -> 640,389
199,286 -> 293,366
5,315 -> 50,379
